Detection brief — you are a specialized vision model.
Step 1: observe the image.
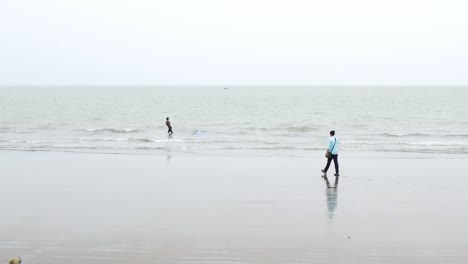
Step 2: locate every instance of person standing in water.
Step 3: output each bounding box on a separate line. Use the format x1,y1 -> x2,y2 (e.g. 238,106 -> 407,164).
166,117 -> 173,134
322,130 -> 339,176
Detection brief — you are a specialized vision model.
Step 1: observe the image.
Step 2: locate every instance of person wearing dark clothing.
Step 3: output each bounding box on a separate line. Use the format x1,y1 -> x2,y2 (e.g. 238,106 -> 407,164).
166,117 -> 173,134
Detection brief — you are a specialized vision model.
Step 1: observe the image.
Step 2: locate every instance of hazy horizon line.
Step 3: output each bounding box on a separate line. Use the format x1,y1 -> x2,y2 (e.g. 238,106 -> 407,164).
1,84 -> 467,87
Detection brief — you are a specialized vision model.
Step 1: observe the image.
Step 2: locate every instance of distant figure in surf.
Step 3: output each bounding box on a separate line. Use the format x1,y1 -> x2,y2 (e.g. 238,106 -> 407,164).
166,117 -> 174,134
322,130 -> 339,176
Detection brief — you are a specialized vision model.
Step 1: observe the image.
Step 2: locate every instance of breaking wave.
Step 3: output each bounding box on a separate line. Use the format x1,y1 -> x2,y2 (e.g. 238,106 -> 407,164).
382,132 -> 468,138
84,128 -> 139,133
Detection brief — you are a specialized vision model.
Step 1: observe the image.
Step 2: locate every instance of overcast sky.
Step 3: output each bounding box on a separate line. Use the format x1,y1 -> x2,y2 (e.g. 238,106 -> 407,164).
1,0 -> 467,85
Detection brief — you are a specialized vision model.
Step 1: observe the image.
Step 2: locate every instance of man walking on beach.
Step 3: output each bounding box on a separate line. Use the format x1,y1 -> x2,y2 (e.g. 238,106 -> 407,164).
322,130 -> 339,176
166,117 -> 173,134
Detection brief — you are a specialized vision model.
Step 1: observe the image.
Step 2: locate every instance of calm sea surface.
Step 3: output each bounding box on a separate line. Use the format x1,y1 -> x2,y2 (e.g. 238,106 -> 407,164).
1,86 -> 467,156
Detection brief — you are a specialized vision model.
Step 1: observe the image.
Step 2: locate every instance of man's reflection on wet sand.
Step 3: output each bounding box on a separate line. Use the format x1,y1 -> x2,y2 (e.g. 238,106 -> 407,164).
322,175 -> 339,219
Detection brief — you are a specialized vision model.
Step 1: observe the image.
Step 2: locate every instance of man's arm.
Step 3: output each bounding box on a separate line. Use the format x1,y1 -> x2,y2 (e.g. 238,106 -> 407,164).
327,138 -> 333,151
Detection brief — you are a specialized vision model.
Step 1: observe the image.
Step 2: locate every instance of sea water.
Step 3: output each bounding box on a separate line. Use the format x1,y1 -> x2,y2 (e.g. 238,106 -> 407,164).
1,86 -> 467,156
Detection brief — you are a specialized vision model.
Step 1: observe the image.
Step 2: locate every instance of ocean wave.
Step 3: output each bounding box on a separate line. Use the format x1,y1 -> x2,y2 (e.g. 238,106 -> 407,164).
398,141 -> 468,146
0,126 -> 13,132
32,125 -> 54,130
78,137 -> 126,142
218,146 -> 324,151
0,139 -> 49,143
129,138 -> 155,143
77,137 -> 179,143
378,148 -> 468,154
259,126 -> 317,133
134,146 -> 168,150
285,126 -> 318,133
26,140 -> 49,143
52,144 -> 99,149
84,128 -> 139,133
382,132 -> 430,137
227,126 -> 317,134
382,132 -> 468,138
130,137 -> 183,143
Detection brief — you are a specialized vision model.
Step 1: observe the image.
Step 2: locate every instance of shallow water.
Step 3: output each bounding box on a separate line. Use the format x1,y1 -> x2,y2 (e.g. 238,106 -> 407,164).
1,86 -> 467,155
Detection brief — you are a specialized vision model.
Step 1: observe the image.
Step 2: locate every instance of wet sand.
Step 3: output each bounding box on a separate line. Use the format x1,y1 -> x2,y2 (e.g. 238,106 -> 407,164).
1,151 -> 468,263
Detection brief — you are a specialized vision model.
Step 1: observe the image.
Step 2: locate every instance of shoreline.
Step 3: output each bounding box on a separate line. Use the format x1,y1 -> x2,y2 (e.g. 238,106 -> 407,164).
2,148 -> 468,159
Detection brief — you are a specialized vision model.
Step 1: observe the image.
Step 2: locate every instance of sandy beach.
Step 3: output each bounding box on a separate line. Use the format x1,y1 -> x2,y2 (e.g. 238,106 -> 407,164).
1,150 -> 467,263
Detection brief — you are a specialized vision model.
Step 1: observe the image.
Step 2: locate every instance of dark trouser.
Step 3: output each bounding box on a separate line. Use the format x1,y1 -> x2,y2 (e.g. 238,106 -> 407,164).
168,126 -> 173,134
324,154 -> 339,174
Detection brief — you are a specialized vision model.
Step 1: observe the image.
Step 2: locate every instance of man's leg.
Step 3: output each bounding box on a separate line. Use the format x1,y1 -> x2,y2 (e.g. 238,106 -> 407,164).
333,155 -> 339,175
324,157 -> 332,172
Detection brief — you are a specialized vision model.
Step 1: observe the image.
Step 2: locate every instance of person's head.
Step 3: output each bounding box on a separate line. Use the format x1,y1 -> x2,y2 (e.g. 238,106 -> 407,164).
166,117 -> 169,120
330,130 -> 335,136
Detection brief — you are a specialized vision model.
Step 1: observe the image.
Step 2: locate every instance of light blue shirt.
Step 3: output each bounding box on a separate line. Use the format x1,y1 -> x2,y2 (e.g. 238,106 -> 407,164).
328,136 -> 339,155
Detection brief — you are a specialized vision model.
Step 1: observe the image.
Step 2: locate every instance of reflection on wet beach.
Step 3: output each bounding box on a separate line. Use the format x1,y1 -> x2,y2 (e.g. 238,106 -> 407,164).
3,152 -> 468,264
322,175 -> 339,220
